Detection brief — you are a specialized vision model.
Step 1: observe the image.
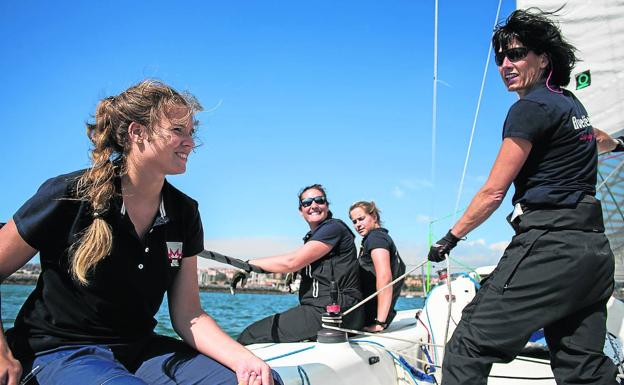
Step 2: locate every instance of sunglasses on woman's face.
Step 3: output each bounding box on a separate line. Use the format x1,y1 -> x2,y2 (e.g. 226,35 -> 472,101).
300,196 -> 327,208
495,47 -> 530,66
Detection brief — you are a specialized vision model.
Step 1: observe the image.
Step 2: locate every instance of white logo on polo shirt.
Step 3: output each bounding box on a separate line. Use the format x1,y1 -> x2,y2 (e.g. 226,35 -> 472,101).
167,242 -> 183,267
572,115 -> 591,130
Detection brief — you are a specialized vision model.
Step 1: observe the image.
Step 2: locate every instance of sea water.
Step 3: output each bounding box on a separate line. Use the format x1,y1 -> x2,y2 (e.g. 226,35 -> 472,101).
1,284 -> 424,338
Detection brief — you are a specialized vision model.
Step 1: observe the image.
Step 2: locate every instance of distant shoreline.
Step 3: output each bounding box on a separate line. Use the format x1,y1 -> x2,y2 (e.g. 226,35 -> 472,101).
2,277 -> 423,297
3,275 -> 290,295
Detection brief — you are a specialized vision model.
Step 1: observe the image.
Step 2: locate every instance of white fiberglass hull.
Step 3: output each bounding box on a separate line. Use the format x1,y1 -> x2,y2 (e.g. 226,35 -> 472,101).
248,276 -> 624,384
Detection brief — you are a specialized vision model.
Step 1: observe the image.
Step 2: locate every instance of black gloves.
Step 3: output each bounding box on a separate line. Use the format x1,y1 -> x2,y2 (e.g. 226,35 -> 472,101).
428,230 -> 461,262
229,271 -> 249,295
229,260 -> 269,294
284,272 -> 298,293
614,136 -> 624,152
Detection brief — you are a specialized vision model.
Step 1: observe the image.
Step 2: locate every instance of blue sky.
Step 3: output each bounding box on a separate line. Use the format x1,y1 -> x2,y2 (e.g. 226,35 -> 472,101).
0,0 -> 521,270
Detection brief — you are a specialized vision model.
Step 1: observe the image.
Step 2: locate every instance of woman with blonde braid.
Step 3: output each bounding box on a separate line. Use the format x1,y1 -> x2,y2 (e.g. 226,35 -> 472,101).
0,80 -> 281,385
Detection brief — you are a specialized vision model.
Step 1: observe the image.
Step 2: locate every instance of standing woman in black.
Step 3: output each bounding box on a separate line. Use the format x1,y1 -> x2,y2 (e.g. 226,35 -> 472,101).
349,201 -> 405,332
427,9 -> 618,385
236,184 -> 364,344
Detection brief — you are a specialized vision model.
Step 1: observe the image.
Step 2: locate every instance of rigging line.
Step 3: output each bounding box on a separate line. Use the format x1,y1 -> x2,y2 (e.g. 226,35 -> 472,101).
431,0 -> 439,188
598,168 -> 624,224
342,260 -> 428,317
597,157 -> 624,192
600,153 -> 624,162
443,0 -> 504,355
451,0 -> 503,223
427,0 -> 440,300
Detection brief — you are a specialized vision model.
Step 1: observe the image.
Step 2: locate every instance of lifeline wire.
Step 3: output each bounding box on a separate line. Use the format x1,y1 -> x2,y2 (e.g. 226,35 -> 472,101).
342,260 -> 428,317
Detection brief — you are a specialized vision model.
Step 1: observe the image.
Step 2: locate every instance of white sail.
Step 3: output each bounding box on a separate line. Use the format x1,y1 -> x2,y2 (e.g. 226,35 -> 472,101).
516,0 -> 624,290
516,0 -> 624,135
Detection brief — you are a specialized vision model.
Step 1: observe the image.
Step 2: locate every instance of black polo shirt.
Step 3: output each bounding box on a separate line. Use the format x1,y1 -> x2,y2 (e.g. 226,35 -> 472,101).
358,228 -> 405,280
299,218 -> 361,307
502,82 -> 597,207
6,169 -> 203,360
358,228 -> 405,323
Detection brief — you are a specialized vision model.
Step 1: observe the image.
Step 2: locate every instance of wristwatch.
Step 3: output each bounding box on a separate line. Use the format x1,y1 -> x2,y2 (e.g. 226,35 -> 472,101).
373,318 -> 388,329
614,136 -> 624,152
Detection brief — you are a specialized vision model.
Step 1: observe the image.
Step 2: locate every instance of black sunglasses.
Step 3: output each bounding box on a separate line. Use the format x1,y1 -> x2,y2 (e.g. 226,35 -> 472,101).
494,47 -> 530,66
300,196 -> 327,208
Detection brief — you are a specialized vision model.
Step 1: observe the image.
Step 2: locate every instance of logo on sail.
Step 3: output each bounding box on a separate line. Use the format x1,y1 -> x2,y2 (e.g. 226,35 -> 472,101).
167,242 -> 183,267
575,70 -> 591,90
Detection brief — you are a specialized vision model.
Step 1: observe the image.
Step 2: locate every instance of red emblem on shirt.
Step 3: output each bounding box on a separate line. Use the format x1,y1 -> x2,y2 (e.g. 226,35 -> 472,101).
167,242 -> 183,267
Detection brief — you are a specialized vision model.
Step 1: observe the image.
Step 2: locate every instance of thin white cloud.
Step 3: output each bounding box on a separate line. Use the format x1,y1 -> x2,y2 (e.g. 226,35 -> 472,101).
415,214 -> 432,223
392,178 -> 433,199
464,238 -> 486,247
446,238 -> 510,269
393,242 -> 428,268
392,186 -> 405,198
466,174 -> 487,184
436,79 -> 452,88
400,179 -> 433,190
489,240 -> 510,252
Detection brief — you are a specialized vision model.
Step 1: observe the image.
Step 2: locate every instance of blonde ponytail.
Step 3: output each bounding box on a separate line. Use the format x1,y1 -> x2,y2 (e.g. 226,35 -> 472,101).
69,80 -> 202,285
71,98 -> 118,284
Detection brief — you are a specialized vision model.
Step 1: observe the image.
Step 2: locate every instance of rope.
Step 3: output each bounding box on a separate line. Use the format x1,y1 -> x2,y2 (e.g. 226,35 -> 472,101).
297,365 -> 311,385
352,340 -> 438,382
342,260 -> 428,317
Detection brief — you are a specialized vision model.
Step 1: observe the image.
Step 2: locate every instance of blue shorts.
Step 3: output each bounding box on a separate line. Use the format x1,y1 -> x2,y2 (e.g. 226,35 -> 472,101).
21,342 -> 283,385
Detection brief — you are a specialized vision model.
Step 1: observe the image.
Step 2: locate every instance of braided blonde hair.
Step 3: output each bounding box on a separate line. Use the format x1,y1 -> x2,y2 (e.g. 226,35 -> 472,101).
71,80 -> 202,284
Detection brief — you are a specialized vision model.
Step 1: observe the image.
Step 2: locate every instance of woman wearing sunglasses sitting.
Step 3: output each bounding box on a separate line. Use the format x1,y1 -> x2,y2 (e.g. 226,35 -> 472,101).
236,184 -> 364,345
349,201 -> 405,333
427,9 -> 618,385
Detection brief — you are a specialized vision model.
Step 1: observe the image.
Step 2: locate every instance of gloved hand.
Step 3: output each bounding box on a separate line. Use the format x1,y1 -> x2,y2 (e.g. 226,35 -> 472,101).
284,272 -> 298,293
230,270 -> 249,295
428,230 -> 461,262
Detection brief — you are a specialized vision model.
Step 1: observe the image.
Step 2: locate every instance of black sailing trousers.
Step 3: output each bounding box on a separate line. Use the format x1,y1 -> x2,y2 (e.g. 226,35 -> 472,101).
442,203 -> 618,385
237,298 -> 364,345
